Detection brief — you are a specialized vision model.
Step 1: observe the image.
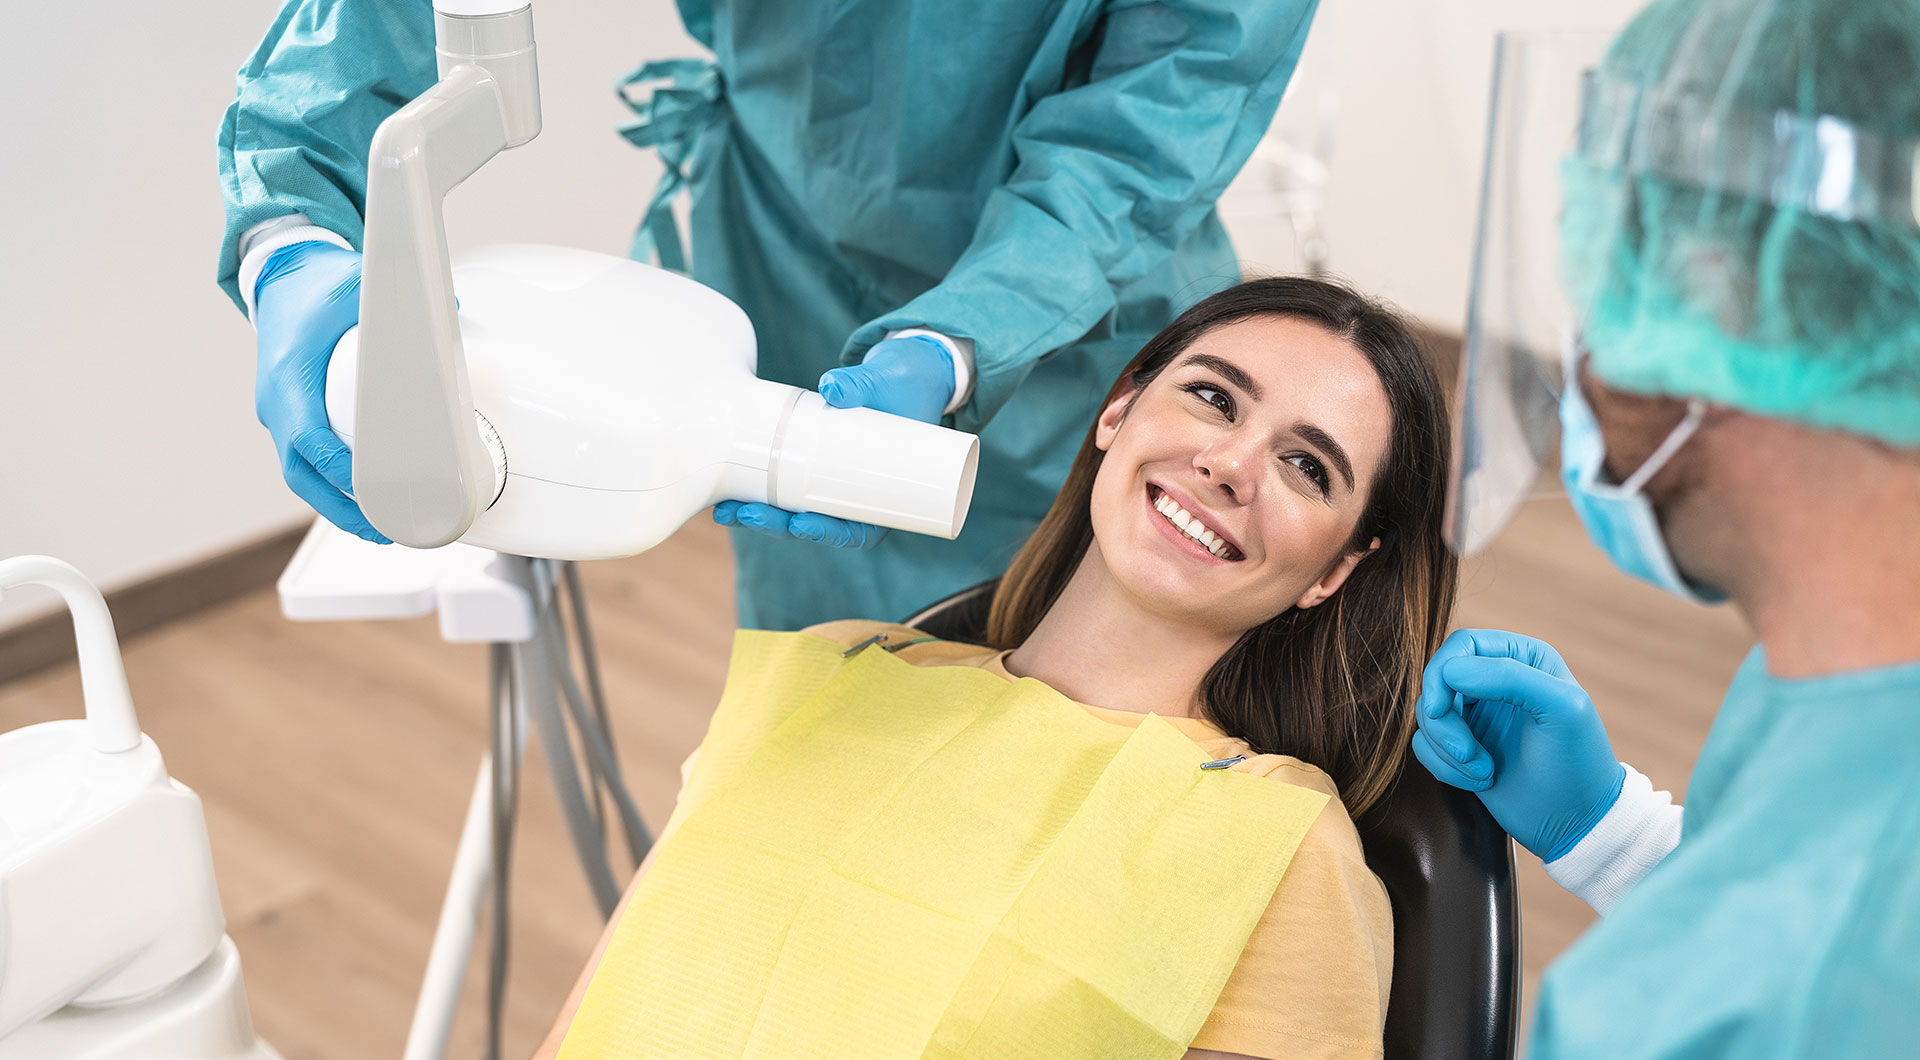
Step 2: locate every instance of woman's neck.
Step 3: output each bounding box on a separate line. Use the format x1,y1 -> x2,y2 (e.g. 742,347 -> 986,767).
1004,543 -> 1240,717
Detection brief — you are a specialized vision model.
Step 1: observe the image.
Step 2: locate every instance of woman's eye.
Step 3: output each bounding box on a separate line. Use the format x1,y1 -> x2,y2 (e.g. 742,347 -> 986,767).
1288,454 -> 1331,495
1180,382 -> 1234,418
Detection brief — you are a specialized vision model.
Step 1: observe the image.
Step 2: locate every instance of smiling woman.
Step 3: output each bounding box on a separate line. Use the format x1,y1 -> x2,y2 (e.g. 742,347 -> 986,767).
992,277 -> 1458,817
539,278 -> 1457,1060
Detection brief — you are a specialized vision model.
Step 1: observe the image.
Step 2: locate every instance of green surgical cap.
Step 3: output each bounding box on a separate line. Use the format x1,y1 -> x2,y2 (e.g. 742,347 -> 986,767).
1561,0 -> 1920,445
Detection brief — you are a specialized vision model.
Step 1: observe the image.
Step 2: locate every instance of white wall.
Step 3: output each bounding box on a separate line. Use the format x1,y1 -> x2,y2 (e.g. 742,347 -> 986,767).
0,0 -> 1642,632
1223,0 -> 1644,326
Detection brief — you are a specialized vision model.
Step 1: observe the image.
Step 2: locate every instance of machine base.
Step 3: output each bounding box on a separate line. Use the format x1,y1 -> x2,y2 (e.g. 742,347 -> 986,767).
0,937 -> 280,1060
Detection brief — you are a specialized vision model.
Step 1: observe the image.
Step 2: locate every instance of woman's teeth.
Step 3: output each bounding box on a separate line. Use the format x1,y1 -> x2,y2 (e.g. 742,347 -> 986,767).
1152,492 -> 1237,559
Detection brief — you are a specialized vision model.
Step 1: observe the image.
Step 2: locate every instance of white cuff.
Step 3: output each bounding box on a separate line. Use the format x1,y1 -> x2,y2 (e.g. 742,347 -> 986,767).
1544,763 -> 1683,915
882,327 -> 976,416
237,215 -> 354,325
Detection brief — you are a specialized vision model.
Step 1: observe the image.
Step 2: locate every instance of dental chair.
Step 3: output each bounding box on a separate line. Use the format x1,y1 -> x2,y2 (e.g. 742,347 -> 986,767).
904,580 -> 1520,1060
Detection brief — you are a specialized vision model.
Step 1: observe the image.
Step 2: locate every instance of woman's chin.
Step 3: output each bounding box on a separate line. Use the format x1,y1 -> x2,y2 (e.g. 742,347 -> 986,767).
1103,556 -> 1267,635
1086,519 -> 1284,633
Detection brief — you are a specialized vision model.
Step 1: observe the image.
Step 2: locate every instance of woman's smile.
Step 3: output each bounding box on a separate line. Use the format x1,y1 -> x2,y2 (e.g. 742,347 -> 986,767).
1146,483 -> 1245,562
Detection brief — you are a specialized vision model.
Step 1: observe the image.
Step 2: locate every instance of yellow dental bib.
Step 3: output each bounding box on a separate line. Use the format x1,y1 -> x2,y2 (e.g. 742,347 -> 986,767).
559,630 -> 1330,1059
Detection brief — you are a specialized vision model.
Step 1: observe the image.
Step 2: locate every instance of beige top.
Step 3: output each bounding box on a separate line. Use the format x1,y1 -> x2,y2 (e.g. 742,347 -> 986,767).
664,621 -> 1393,1060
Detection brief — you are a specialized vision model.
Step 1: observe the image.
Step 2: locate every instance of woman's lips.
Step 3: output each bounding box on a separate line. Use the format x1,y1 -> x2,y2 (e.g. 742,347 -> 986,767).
1145,484 -> 1242,563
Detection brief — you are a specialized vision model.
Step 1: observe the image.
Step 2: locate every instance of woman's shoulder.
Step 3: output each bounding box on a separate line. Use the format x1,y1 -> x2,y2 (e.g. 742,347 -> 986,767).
1249,756 -> 1390,970
1234,756 -> 1373,864
1199,755 -> 1395,1057
1235,753 -> 1341,795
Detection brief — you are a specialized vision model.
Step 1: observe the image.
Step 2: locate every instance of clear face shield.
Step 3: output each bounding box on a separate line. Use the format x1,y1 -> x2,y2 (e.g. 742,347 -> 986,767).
1445,31 -> 1612,556
1444,27 -> 1920,556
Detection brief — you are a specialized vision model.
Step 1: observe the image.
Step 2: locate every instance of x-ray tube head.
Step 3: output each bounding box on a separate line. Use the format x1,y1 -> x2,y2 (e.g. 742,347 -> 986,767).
326,246 -> 979,561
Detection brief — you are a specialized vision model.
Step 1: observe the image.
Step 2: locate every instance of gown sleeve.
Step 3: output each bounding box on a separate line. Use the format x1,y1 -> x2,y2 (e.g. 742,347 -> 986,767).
841,0 -> 1320,433
215,0 -> 438,310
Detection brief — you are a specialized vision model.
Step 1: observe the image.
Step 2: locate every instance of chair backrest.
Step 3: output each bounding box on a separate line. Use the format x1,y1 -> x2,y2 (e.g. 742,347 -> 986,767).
902,580 -> 1520,1060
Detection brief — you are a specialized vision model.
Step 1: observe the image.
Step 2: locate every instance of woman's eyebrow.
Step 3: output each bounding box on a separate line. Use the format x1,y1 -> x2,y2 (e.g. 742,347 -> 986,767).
1292,422 -> 1355,492
1175,353 -> 1262,400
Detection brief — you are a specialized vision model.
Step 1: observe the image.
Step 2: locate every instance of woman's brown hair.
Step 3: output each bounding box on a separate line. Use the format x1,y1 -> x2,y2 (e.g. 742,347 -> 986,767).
985,277 -> 1457,816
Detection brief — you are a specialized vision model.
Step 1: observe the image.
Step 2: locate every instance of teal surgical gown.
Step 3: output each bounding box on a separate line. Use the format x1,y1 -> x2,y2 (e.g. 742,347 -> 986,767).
217,0 -> 1319,629
1529,649 -> 1920,1058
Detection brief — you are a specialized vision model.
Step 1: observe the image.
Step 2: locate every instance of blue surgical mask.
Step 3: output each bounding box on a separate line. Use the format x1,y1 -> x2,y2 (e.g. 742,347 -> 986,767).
1559,341 -> 1725,605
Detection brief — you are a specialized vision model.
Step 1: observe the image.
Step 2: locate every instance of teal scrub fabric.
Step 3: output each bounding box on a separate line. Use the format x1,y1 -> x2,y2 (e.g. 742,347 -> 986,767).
1529,649 -> 1920,1058
218,0 -> 1318,629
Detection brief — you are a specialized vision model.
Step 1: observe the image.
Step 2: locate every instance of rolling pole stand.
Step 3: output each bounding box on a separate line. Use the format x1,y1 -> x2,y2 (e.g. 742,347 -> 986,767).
277,521 -> 650,1060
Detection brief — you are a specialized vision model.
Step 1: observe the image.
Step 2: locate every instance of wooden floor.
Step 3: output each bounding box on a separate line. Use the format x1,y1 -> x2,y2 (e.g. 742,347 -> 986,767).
0,501 -> 1752,1058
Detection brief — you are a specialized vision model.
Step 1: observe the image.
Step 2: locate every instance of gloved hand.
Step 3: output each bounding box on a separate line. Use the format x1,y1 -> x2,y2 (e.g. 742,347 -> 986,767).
817,333 -> 956,424
252,241 -> 388,542
1411,629 -> 1627,863
714,334 -> 955,549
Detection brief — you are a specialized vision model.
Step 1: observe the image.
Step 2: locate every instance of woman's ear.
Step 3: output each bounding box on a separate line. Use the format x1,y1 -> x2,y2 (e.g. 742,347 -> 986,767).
1296,537 -> 1381,610
1093,390 -> 1136,452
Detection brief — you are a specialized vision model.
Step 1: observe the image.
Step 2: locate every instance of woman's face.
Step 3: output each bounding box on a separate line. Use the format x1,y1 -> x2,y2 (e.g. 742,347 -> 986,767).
1087,315 -> 1395,636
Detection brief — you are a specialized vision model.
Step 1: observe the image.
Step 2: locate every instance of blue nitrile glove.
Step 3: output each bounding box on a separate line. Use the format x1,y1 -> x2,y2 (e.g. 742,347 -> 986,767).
252,241 -> 388,543
713,334 -> 955,549
1411,629 -> 1628,863
817,334 -> 956,424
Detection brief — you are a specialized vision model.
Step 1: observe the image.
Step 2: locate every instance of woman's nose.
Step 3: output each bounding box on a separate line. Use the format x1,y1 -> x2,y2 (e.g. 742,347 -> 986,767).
1194,443 -> 1257,503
